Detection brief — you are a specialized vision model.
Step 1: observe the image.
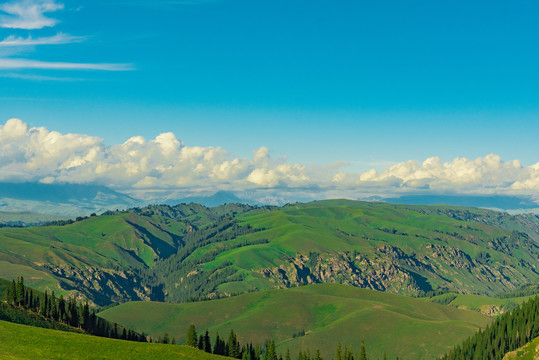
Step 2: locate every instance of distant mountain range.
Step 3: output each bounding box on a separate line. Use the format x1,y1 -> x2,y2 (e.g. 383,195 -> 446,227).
1,182 -> 539,216
0,182 -> 139,216
381,194 -> 539,212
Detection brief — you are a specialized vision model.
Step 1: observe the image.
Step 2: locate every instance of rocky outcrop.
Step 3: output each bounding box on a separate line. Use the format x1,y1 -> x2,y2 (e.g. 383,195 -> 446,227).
256,241 -> 539,296
44,265 -> 152,306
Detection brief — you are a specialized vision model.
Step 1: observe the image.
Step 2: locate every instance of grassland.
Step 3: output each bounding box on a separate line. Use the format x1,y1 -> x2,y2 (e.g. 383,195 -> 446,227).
503,336 -> 539,360
198,199 -> 539,296
1,200 -> 538,304
0,319 -> 229,360
428,293 -> 533,316
100,283 -> 490,360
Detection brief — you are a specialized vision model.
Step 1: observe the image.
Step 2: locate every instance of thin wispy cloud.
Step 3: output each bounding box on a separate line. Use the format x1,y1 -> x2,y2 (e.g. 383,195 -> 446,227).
0,0 -> 63,29
0,58 -> 134,71
0,72 -> 84,81
0,33 -> 85,46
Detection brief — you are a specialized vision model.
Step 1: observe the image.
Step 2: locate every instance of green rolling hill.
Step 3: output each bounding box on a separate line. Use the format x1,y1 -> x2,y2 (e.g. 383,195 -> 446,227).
427,292 -> 533,316
1,199 -> 538,305
0,319 -> 229,360
100,283 -> 491,360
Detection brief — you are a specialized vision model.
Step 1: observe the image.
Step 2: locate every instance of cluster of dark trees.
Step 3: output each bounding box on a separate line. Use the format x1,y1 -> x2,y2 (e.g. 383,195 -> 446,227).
442,295 -> 539,360
139,215 -> 266,302
182,324 -> 370,360
4,277 -> 145,342
185,325 -> 260,359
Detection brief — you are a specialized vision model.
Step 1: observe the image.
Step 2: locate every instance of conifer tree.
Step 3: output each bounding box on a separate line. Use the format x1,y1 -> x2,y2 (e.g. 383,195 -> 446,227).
186,324 -> 198,347
214,332 -> 223,354
335,343 -> 343,360
204,329 -> 212,353
227,329 -> 241,358
199,334 -> 205,349
5,281 -> 13,305
9,280 -> 16,305
16,277 -> 24,306
58,295 -> 66,323
285,349 -> 291,360
82,301 -> 90,330
359,341 -> 367,360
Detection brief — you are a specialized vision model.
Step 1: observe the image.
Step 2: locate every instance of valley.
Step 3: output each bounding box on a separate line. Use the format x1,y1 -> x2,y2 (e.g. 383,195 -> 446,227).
2,199 -> 539,359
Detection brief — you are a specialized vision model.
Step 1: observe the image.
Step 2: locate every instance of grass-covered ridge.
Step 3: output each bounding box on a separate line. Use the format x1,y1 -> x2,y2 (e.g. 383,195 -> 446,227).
1,199 -> 539,304
0,320 -> 229,360
100,283 -> 490,360
199,200 -> 539,297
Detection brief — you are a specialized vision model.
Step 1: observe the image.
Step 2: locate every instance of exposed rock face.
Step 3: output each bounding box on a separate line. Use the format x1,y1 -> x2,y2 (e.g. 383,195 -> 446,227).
44,265 -> 153,306
256,240 -> 539,296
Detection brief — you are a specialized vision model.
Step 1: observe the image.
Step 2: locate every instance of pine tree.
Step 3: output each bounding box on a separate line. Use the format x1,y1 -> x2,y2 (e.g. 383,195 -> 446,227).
359,341 -> 367,360
186,324 -> 198,347
285,348 -> 291,360
198,334 -> 205,349
15,277 -> 25,306
335,343 -> 343,360
82,301 -> 90,330
204,329 -> 212,353
58,295 -> 66,323
227,329 -> 240,358
214,332 -> 223,354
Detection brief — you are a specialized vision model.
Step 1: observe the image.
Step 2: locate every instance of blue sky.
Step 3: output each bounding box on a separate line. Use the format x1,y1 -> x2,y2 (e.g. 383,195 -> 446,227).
1,0 -> 539,198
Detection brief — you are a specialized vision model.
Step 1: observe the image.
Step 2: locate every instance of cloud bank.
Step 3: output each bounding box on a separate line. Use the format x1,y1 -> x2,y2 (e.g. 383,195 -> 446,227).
2,119 -> 539,198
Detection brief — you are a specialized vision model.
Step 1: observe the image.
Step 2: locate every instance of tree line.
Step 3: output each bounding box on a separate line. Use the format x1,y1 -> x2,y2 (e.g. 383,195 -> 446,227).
4,277 -> 145,342
181,324 -> 374,360
442,295 -> 539,360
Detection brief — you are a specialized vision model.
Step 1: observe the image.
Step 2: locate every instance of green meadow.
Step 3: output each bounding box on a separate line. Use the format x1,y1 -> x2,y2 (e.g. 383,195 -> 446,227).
0,319 -> 229,360
100,283 -> 490,360
428,292 -> 533,316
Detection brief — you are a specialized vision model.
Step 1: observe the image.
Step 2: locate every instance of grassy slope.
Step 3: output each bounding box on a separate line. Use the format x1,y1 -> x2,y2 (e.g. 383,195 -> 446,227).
0,320 -> 228,360
503,336 -> 539,360
0,210 -> 190,297
100,283 -> 490,360
428,293 -> 533,316
195,200 -> 538,296
0,203 -> 254,297
2,199 -> 538,303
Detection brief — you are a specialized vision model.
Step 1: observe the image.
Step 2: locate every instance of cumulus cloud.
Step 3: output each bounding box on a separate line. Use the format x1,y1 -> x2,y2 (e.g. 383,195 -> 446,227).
0,0 -> 63,29
3,118 -> 539,199
351,154 -> 525,193
0,119 -> 322,190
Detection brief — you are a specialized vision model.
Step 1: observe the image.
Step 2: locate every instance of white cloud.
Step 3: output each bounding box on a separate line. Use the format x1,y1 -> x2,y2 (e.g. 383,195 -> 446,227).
3,118 -> 539,199
0,0 -> 63,29
0,119 -> 320,190
0,58 -> 134,71
0,33 -> 85,46
0,72 -> 84,81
